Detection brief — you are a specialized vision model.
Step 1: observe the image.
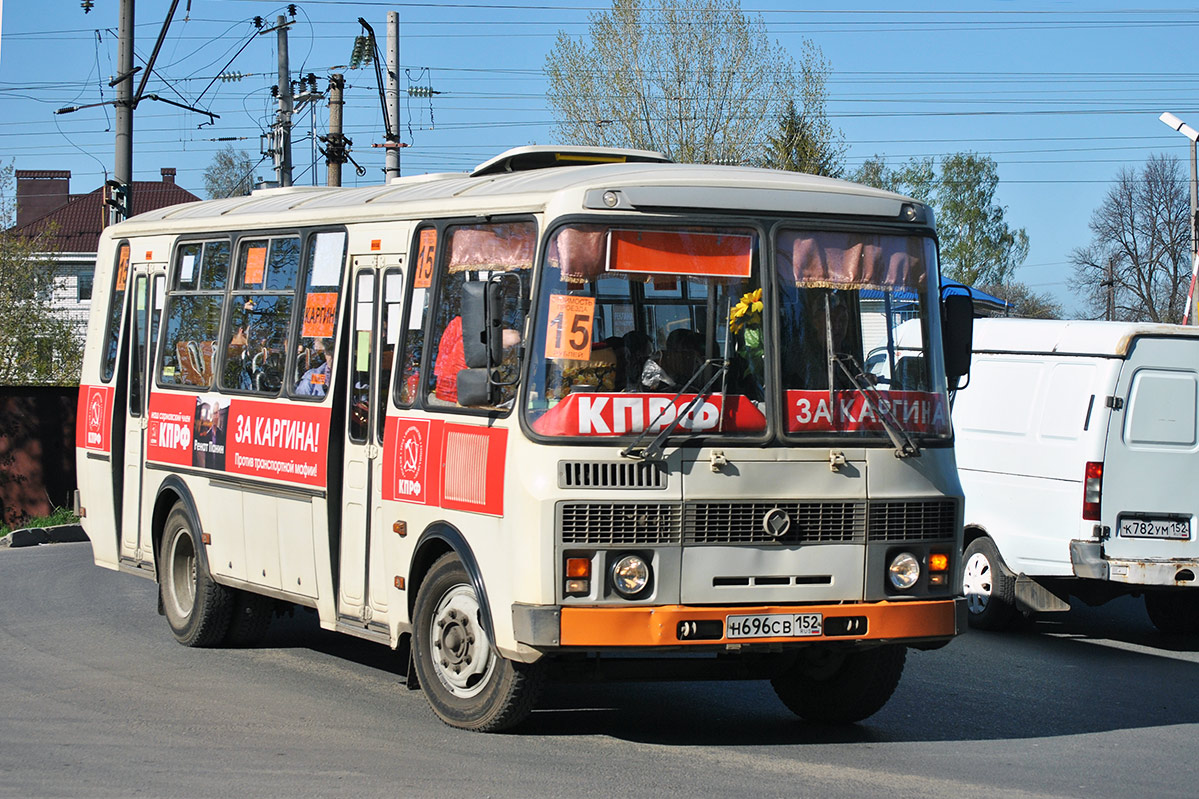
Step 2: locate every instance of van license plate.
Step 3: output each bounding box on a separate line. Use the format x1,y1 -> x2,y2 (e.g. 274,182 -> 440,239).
725,613 -> 822,639
1118,516 -> 1191,540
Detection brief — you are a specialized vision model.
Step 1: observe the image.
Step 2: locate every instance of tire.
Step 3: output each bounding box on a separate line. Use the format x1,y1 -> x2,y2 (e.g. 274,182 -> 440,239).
771,645 -> 906,724
411,552 -> 544,732
962,535 -> 1019,631
224,590 -> 275,647
1145,590 -> 1199,635
159,503 -> 233,647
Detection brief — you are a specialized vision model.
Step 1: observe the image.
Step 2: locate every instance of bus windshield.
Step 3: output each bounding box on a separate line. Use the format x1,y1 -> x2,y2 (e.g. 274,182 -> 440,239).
524,223 -> 951,444
526,224 -> 766,438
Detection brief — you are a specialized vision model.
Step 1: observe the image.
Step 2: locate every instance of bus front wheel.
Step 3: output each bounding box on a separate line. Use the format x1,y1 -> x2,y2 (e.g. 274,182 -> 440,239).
411,552 -> 543,732
160,503 -> 233,647
771,644 -> 906,724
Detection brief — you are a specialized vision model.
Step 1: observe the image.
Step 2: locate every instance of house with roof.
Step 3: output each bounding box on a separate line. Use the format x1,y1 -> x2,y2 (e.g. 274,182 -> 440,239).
7,168 -> 201,337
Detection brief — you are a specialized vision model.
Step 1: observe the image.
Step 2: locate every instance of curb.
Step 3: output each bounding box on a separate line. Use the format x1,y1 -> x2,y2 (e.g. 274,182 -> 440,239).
2,524 -> 88,549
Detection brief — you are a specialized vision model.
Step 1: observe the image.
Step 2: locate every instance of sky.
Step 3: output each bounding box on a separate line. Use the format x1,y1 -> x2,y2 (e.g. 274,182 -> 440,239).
3,1 -> 1199,316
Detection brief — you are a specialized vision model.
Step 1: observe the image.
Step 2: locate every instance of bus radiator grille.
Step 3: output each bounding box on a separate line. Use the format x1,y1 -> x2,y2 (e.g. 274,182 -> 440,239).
866,500 -> 957,542
683,501 -> 866,545
558,502 -> 683,545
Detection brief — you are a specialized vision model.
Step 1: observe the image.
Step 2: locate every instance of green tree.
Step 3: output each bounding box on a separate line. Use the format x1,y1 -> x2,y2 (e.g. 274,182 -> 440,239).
545,0 -> 841,167
0,162 -> 83,385
1068,154 -> 1189,323
202,145 -> 256,199
760,41 -> 845,176
852,152 -> 1028,286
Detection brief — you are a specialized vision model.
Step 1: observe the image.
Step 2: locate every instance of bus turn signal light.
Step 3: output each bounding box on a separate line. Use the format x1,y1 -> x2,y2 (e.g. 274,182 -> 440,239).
928,553 -> 949,572
566,557 -> 591,596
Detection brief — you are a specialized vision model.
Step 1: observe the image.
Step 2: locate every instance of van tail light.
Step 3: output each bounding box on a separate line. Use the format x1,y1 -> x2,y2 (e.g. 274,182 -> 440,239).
1083,461 -> 1103,521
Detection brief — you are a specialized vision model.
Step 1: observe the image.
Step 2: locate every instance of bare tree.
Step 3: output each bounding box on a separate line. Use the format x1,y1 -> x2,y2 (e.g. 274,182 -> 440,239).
202,145 -> 256,199
1069,154 -> 1189,322
975,281 -> 1062,319
545,0 -> 839,166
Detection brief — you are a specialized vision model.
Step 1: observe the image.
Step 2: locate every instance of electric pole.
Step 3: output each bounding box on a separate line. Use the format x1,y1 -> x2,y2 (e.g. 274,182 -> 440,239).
385,11 -> 401,181
114,0 -> 134,222
275,15 -> 293,187
325,74 -> 347,187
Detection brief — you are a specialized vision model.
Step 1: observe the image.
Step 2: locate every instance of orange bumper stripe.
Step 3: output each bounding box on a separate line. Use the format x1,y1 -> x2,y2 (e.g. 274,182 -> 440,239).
559,599 -> 960,647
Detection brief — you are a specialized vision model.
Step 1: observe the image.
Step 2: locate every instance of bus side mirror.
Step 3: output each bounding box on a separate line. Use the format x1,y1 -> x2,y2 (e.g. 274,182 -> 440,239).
941,293 -> 974,390
462,280 -> 505,370
457,367 -> 494,407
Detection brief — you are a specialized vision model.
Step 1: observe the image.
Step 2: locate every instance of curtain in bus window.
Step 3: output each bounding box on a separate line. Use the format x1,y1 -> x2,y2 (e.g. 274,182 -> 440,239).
547,225 -> 606,283
783,231 -> 927,292
222,237 -> 299,395
291,231 -> 346,398
447,223 -> 536,273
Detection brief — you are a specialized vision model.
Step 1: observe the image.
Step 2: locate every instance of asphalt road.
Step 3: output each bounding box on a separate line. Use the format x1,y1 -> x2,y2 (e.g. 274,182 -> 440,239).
2,542 -> 1197,798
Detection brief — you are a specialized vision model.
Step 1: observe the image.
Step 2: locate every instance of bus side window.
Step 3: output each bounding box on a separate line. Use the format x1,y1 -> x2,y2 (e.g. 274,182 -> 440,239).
291,231 -> 347,400
101,242 -> 131,383
221,236 -> 299,395
426,221 -> 533,410
395,226 -> 436,407
377,268 -> 404,440
159,240 -> 230,388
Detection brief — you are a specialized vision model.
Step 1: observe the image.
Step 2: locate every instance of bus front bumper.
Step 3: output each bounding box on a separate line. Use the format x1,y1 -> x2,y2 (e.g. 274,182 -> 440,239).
512,598 -> 966,650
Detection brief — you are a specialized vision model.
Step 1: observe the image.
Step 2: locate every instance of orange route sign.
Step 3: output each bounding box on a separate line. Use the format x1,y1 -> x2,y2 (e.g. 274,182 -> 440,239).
545,294 -> 595,361
302,292 -> 338,338
414,229 -> 437,289
244,245 -> 267,285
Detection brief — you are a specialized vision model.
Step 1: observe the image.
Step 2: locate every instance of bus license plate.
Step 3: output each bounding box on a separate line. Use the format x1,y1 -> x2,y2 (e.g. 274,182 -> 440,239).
1119,516 -> 1191,540
725,613 -> 822,639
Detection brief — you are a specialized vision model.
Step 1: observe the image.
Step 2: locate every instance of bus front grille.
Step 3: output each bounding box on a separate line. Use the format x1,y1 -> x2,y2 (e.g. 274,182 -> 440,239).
684,501 -> 866,545
867,500 -> 957,541
558,502 -> 683,545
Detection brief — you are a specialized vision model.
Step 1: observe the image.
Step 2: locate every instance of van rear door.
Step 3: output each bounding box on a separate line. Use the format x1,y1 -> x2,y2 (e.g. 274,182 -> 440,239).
1102,335 -> 1199,565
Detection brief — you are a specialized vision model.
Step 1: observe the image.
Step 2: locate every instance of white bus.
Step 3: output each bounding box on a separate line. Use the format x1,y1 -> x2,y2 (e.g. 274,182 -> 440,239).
76,146 -> 973,731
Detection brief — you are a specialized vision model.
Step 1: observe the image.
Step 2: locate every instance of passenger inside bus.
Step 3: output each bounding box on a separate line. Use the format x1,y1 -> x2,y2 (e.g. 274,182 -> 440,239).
295,338 -> 333,396
782,289 -> 856,390
432,316 -> 522,405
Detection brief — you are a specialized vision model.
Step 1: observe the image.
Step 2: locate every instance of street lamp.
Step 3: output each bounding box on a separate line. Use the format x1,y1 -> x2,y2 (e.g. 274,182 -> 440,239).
1160,112 -> 1199,325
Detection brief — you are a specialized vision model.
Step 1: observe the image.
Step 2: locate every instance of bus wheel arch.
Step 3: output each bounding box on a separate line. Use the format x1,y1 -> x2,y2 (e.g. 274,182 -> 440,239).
408,523 -> 495,646
151,477 -> 209,583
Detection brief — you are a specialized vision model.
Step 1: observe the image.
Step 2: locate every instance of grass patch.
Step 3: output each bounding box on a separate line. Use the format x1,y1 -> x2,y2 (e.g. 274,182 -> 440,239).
0,506 -> 79,539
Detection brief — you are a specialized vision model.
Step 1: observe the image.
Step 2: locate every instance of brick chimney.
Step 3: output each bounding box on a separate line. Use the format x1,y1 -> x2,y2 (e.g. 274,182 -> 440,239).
15,170 -> 71,226
160,167 -> 176,185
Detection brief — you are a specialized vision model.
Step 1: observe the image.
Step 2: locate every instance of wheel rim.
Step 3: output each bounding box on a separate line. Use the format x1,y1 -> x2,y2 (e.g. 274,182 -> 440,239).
166,526 -> 197,620
962,551 -> 993,615
428,583 -> 495,699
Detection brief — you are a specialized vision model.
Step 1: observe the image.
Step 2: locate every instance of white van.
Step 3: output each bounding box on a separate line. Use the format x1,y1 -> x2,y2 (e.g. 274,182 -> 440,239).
950,318 -> 1199,632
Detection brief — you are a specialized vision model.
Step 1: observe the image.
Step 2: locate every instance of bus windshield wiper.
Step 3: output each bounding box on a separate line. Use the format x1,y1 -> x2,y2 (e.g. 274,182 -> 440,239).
833,353 -> 921,458
621,358 -> 730,462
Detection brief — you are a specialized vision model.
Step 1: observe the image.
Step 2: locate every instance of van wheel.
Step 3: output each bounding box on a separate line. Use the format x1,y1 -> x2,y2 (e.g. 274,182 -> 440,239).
962,536 -> 1018,631
224,590 -> 275,646
771,645 -> 906,724
160,503 -> 232,647
411,553 -> 544,732
1145,591 -> 1199,635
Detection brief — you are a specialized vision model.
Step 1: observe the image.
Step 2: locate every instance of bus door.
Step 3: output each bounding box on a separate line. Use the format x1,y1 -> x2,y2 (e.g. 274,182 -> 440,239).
337,262 -> 403,628
119,265 -> 166,567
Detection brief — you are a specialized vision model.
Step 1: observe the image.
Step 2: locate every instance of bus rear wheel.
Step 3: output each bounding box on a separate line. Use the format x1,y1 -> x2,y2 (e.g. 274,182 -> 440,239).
771,644 -> 906,724
160,503 -> 233,647
411,552 -> 543,732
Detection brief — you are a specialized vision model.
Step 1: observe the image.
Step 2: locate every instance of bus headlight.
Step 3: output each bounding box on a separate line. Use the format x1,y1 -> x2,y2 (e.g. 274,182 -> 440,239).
888,552 -> 921,590
611,553 -> 651,598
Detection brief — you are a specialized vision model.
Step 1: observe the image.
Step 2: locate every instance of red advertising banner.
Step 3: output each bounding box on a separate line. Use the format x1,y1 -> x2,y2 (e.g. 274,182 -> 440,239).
147,392 -> 330,487
226,399 -> 331,487
530,393 -> 767,437
76,384 -> 114,452
382,417 -> 507,516
609,229 -> 753,278
784,390 -> 949,435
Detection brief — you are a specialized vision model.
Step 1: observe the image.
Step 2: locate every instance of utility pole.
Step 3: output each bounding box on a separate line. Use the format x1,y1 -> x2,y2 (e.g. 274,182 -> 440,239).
113,0 -> 134,222
385,11 -> 401,181
275,15 -> 293,187
326,74 -> 347,187
1103,256 -> 1116,321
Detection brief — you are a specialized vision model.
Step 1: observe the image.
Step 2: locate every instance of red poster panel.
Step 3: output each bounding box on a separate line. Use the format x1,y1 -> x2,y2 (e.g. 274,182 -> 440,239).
784,390 -> 950,435
225,399 -> 332,487
608,230 -> 753,278
440,424 -> 507,516
530,393 -> 767,436
76,385 -> 114,452
146,392 -> 199,466
382,416 -> 445,506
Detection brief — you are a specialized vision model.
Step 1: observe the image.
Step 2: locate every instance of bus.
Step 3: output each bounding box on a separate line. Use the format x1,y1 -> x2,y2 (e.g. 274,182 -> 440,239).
76,146 -> 973,732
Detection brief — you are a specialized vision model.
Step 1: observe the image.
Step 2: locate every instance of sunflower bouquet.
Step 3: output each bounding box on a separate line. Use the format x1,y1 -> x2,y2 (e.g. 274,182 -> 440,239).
729,287 -> 764,375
